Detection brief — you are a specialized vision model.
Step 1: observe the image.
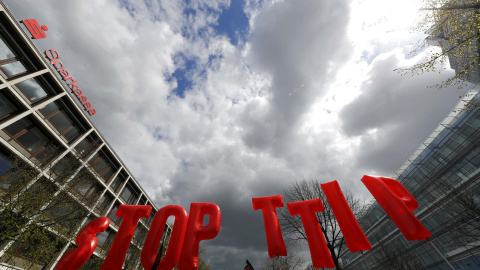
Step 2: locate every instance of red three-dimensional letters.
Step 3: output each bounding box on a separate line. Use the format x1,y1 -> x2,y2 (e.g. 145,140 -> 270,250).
287,199 -> 335,269
252,195 -> 287,258
321,181 -> 371,252
177,203 -> 221,270
141,205 -> 188,270
361,175 -> 431,240
101,205 -> 152,270
56,217 -> 110,270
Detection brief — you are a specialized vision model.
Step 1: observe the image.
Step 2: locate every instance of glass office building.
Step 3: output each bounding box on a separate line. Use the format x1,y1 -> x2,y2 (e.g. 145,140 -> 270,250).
341,89 -> 480,269
0,2 -> 170,269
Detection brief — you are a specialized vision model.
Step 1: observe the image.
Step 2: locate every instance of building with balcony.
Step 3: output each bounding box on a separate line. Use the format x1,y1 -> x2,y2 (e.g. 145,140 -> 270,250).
340,89 -> 480,269
0,2 -> 170,269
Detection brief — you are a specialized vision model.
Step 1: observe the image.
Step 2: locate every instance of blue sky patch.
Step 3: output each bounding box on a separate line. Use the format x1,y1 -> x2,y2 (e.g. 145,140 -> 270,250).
168,0 -> 249,98
215,0 -> 249,45
168,54 -> 197,98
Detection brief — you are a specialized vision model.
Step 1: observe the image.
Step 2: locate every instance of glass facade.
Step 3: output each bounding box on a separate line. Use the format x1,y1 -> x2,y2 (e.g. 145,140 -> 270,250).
341,90 -> 480,270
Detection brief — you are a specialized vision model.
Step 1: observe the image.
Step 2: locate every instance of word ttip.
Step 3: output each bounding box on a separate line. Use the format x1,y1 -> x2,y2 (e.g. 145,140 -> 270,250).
56,176 -> 431,270
253,176 -> 431,269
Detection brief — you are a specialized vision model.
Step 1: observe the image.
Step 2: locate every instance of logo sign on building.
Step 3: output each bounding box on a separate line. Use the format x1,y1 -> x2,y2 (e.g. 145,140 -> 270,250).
45,49 -> 96,116
21,19 -> 48,39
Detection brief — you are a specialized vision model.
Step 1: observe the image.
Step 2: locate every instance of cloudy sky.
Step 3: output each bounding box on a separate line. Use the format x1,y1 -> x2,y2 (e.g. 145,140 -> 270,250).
3,0 -> 472,268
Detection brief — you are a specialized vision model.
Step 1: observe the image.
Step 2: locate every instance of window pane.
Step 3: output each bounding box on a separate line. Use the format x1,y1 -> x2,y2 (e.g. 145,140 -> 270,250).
97,231 -> 110,247
0,153 -> 13,176
17,128 -> 47,152
1,170 -> 22,189
102,167 -> 113,181
40,102 -> 59,116
64,126 -> 79,141
96,194 -> 112,214
109,204 -> 121,224
16,78 -> 47,102
49,111 -> 72,133
110,175 -> 123,191
36,144 -> 57,163
75,138 -> 92,155
74,180 -> 92,196
121,186 -> 132,202
0,94 -> 16,118
0,39 -> 14,60
2,61 -> 27,77
4,118 -> 29,135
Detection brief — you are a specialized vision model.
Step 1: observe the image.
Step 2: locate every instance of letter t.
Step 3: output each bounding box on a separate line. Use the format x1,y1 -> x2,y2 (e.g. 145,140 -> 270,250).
252,195 -> 287,258
287,199 -> 335,269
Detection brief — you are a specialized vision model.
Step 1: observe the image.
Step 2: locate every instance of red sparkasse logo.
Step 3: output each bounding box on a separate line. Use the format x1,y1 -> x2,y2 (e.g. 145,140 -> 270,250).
21,19 -> 48,39
45,49 -> 96,116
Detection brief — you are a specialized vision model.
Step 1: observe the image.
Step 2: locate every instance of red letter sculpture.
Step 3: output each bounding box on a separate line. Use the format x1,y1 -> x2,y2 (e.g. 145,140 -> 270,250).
177,203 -> 221,270
361,175 -> 431,240
252,195 -> 287,258
141,205 -> 188,270
321,181 -> 371,252
101,205 -> 152,270
287,199 -> 334,269
56,217 -> 110,270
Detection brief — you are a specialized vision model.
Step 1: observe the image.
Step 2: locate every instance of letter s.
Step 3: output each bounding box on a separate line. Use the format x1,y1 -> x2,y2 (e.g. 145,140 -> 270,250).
45,49 -> 60,61
55,217 -> 110,270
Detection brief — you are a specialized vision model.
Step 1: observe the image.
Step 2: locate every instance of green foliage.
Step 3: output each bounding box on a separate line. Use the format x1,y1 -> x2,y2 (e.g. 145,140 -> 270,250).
396,0 -> 480,93
0,148 -> 97,268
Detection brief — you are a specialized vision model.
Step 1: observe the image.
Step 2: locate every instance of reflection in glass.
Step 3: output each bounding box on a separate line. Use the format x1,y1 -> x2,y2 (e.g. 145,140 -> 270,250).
109,204 -> 121,224
2,61 -> 26,77
97,231 -> 110,247
16,78 -> 47,102
4,119 -> 29,135
64,127 -> 79,141
74,138 -> 91,155
0,39 -> 14,60
49,111 -> 72,133
17,128 -> 47,152
0,153 -> 14,189
110,175 -> 123,191
0,94 -> 16,118
40,102 -> 59,116
76,182 -> 90,196
1,170 -> 22,189
121,186 -> 133,203
0,154 -> 13,176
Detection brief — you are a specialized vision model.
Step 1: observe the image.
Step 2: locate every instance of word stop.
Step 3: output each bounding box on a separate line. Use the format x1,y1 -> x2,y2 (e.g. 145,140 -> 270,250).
56,203 -> 221,270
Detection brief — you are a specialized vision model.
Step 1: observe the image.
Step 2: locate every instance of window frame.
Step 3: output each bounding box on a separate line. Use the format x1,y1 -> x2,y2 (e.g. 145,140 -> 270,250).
0,91 -> 20,121
40,102 -> 81,143
15,77 -> 49,104
71,178 -> 102,204
3,118 -> 57,159
120,182 -> 139,205
0,55 -> 28,79
89,152 -> 116,183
